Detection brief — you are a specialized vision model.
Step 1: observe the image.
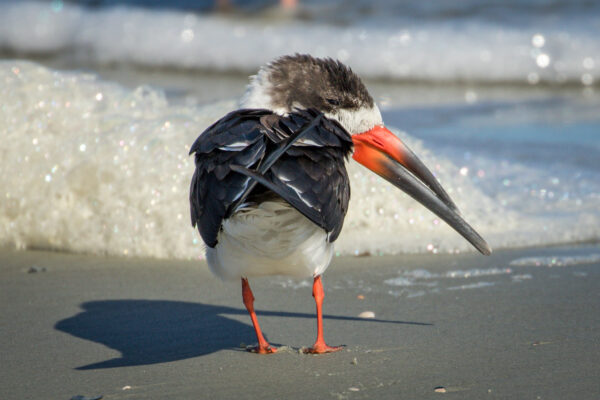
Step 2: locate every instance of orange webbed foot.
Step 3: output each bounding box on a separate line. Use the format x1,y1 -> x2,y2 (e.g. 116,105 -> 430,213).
247,344 -> 278,354
303,342 -> 344,354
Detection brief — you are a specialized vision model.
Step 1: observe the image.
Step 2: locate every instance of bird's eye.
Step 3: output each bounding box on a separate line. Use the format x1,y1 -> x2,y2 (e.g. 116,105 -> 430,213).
326,98 -> 340,106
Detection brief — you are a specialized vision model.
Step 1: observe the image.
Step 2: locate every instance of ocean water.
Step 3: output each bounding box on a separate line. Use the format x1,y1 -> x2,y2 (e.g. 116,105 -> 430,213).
0,1 -> 599,84
1,1 -> 599,259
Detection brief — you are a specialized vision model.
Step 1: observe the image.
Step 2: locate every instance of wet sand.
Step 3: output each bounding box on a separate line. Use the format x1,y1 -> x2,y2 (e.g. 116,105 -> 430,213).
1,245 -> 599,399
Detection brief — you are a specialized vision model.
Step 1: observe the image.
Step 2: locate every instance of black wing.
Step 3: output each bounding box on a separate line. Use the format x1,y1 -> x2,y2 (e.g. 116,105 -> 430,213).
189,108 -> 353,248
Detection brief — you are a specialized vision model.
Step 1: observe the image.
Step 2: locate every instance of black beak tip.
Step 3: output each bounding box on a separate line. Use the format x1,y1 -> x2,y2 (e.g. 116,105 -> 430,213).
480,243 -> 492,256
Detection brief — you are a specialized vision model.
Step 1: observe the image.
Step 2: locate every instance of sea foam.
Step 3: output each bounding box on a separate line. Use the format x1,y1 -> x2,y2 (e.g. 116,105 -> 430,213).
1,61 -> 599,259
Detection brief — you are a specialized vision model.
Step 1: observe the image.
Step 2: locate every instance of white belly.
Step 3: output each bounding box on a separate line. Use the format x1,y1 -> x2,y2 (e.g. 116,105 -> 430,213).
206,200 -> 334,281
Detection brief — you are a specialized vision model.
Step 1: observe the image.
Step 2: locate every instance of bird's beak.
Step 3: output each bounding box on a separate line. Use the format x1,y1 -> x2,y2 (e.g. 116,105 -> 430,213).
352,125 -> 491,255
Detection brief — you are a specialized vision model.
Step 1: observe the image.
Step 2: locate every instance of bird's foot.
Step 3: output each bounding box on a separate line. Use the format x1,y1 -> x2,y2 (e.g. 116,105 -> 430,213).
247,344 -> 278,354
303,343 -> 344,354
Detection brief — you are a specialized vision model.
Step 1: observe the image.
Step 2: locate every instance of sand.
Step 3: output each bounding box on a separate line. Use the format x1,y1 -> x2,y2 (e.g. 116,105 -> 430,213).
1,245 -> 599,399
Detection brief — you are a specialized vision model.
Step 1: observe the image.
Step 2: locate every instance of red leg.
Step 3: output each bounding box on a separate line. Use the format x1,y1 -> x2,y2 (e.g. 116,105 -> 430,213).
241,278 -> 277,354
304,275 -> 343,354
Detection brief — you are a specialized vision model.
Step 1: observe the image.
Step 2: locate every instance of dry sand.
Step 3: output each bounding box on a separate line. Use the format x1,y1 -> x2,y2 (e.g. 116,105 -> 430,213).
1,245 -> 599,399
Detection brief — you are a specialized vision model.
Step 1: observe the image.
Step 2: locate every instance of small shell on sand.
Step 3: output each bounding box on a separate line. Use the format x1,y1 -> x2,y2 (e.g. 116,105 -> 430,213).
358,311 -> 375,318
434,386 -> 447,393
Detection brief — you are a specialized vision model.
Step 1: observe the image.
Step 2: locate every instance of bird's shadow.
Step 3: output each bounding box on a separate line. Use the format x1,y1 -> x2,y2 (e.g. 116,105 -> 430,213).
55,299 -> 431,370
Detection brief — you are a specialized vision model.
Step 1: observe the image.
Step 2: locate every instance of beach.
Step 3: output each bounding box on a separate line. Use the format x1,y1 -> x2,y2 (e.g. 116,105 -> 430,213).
2,245 -> 599,399
1,1 -> 600,399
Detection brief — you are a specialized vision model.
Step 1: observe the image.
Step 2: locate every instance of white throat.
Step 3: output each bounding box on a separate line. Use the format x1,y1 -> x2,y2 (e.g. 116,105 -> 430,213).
325,105 -> 383,135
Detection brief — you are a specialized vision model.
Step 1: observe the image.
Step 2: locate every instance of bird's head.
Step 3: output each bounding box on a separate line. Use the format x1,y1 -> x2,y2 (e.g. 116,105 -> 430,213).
241,54 -> 491,255
240,54 -> 382,135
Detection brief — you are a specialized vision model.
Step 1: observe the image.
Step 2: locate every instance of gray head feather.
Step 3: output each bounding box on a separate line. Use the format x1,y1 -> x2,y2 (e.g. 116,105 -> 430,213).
266,54 -> 374,113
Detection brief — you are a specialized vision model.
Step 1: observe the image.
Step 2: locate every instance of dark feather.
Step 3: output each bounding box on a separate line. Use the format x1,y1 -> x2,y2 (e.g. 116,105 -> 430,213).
189,109 -> 352,247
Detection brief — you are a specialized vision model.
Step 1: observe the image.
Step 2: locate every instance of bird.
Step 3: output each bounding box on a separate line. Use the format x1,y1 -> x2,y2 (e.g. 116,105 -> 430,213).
189,54 -> 491,354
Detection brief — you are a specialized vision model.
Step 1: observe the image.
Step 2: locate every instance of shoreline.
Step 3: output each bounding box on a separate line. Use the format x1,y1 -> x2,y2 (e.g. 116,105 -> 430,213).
2,239 -> 599,265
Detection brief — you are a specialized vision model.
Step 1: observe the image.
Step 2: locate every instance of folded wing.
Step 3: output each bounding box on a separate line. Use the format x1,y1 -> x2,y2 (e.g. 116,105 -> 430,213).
189,109 -> 353,248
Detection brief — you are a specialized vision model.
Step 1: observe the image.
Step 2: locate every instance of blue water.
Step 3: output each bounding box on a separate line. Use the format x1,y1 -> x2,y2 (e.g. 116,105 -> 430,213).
385,97 -> 600,152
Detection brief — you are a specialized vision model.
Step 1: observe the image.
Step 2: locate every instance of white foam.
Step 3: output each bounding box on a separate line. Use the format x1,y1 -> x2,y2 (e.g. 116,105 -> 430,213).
509,254 -> 600,267
511,274 -> 533,282
383,277 -> 414,287
1,61 -> 600,259
386,268 -> 512,286
444,268 -> 512,278
1,2 -> 599,84
447,282 -> 495,291
1,61 -> 220,258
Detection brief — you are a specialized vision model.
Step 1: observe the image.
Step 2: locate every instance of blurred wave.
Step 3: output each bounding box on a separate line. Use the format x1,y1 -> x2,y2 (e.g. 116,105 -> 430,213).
0,1 -> 598,84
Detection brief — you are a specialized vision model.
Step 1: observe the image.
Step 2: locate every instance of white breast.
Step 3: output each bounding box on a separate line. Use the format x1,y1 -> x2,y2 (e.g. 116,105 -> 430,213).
206,200 -> 334,281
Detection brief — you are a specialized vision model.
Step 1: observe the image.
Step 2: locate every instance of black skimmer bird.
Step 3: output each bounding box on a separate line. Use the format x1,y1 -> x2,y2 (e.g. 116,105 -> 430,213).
189,54 -> 491,354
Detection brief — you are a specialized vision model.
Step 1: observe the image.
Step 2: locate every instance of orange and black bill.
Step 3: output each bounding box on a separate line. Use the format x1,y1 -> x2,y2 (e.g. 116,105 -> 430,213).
352,125 -> 492,255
